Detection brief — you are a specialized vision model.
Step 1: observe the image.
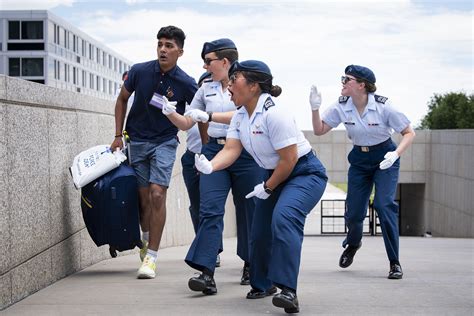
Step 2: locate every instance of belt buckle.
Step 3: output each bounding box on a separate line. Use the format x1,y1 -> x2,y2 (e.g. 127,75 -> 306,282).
217,139 -> 226,145
361,146 -> 369,152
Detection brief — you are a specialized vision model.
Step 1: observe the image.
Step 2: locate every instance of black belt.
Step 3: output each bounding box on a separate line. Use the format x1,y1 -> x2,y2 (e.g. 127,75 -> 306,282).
208,137 -> 226,145
354,138 -> 392,152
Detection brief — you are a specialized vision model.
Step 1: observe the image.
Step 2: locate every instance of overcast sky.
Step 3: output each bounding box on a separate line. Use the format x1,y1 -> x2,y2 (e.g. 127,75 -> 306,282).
3,0 -> 472,130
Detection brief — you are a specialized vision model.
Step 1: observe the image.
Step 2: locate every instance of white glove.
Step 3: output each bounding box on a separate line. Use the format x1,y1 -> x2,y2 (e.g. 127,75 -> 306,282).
194,154 -> 213,174
245,182 -> 271,200
309,85 -> 322,111
162,97 -> 177,116
184,109 -> 209,123
379,151 -> 399,170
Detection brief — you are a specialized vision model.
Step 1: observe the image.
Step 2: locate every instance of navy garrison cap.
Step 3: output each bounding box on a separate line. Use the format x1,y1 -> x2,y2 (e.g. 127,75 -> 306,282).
229,60 -> 272,77
197,72 -> 212,86
345,65 -> 376,84
201,38 -> 236,59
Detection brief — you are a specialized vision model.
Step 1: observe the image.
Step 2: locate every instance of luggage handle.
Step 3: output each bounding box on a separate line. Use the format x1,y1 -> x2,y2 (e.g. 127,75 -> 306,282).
122,131 -> 132,165
109,246 -> 117,258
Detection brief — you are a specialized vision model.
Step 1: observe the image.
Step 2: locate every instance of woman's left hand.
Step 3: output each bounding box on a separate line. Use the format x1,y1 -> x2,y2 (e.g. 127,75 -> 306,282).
379,151 -> 399,170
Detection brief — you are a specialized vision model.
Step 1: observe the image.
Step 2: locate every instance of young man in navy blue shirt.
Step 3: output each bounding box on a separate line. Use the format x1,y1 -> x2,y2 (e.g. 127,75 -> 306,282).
111,25 -> 198,279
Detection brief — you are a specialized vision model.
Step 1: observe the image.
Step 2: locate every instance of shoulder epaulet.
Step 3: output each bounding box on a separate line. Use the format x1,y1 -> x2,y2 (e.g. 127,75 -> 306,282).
236,106 -> 242,110
263,97 -> 275,111
374,94 -> 388,104
203,78 -> 212,83
339,96 -> 349,103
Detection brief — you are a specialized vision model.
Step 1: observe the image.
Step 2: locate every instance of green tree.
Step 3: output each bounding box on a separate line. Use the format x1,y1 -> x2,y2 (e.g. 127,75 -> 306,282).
419,92 -> 474,129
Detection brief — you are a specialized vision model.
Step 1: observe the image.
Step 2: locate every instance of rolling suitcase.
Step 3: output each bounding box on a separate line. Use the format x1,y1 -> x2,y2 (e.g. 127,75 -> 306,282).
81,163 -> 142,257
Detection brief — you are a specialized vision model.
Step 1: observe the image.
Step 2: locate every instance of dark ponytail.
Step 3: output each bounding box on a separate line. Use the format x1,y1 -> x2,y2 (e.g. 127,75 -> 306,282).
270,85 -> 282,97
242,71 -> 282,97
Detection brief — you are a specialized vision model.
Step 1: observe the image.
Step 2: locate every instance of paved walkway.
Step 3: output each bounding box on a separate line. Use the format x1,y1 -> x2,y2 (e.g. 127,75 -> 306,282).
4,236 -> 473,315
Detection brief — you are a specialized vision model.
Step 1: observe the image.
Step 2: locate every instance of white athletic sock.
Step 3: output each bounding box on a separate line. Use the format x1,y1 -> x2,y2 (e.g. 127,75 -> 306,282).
146,249 -> 158,261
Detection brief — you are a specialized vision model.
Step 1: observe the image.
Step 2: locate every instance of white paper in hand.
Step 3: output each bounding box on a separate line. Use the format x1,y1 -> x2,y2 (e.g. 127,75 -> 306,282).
70,145 -> 127,189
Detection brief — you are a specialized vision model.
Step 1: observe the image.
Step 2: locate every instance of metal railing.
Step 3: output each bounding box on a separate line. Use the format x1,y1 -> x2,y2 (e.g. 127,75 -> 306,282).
320,199 -> 399,235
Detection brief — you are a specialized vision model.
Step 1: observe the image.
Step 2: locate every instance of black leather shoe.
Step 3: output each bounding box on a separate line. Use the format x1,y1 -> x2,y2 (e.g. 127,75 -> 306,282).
388,263 -> 403,279
240,264 -> 250,285
272,288 -> 299,313
339,242 -> 362,268
188,273 -> 217,295
246,286 -> 277,299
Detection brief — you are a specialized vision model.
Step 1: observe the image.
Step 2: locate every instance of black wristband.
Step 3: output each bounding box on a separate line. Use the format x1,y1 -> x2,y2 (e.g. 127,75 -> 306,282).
207,111 -> 213,122
115,134 -> 122,138
264,183 -> 273,195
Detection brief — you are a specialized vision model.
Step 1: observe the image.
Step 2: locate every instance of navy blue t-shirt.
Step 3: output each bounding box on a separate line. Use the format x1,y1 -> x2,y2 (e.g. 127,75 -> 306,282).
124,60 -> 198,143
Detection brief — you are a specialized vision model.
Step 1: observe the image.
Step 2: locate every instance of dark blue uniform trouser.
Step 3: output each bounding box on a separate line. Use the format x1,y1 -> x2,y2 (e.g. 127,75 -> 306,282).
185,140 -> 266,273
181,149 -> 200,233
250,152 -> 327,292
344,139 -> 400,262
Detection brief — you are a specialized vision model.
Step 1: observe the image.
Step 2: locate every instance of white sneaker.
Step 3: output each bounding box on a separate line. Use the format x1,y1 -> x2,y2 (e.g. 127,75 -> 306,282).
139,240 -> 148,262
137,255 -> 156,279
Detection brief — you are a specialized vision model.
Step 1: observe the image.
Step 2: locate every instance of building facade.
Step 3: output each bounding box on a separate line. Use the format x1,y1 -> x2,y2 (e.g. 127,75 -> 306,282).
0,10 -> 133,100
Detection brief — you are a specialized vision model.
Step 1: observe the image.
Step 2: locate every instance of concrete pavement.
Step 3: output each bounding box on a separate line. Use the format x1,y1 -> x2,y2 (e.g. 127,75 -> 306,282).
3,236 -> 473,315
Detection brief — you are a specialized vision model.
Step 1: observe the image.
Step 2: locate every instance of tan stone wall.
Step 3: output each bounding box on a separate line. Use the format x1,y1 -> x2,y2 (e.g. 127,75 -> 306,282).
0,75 -> 236,309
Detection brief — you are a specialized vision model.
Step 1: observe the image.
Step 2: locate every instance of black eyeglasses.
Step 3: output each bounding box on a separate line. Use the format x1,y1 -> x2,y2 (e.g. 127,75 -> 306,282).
341,76 -> 357,84
204,58 -> 221,66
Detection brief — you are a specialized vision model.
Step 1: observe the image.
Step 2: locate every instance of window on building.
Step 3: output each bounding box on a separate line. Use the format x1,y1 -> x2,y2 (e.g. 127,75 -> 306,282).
90,73 -> 94,89
9,58 -> 20,76
82,39 -> 86,57
103,52 -> 106,66
8,21 -> 20,39
22,58 -> 43,76
7,43 -> 44,50
56,25 -> 60,45
96,47 -> 100,63
64,64 -> 68,82
96,75 -> 99,91
82,70 -> 86,87
103,78 -> 107,93
53,23 -> 57,44
73,67 -> 77,85
8,57 -> 44,77
22,21 -> 43,39
8,20 -> 44,40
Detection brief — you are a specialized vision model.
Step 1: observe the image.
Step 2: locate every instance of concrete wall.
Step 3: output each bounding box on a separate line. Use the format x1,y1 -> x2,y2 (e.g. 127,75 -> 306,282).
305,130 -> 429,184
0,75 -> 236,310
306,129 -> 473,238
424,130 -> 474,237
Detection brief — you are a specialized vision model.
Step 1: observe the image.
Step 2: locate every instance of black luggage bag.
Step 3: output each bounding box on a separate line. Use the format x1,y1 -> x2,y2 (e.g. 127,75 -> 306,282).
81,163 -> 142,257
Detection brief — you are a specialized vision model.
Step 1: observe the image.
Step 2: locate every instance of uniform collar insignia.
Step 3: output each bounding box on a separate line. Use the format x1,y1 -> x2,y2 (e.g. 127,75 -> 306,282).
263,97 -> 275,111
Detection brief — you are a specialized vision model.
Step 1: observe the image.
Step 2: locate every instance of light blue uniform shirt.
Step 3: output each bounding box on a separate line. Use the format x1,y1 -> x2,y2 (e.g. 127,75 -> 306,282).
322,93 -> 410,146
186,124 -> 202,154
189,80 -> 235,138
227,93 -> 312,170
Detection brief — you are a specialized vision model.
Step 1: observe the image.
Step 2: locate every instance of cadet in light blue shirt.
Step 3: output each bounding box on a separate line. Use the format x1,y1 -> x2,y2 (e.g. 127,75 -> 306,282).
195,60 -> 327,314
309,64 -> 415,280
163,39 -> 266,293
